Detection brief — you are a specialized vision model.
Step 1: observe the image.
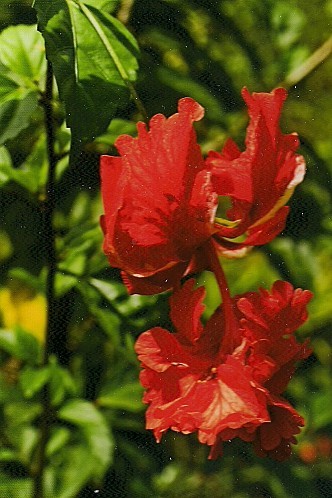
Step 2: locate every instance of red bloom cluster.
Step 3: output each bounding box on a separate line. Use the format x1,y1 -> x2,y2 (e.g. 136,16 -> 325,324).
100,88 -> 305,294
135,280 -> 312,460
100,87 -> 312,461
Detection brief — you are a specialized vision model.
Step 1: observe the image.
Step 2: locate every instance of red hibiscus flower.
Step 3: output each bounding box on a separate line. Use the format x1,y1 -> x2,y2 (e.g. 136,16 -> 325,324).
207,88 -> 306,256
135,279 -> 312,460
100,98 -> 217,295
100,88 -> 305,294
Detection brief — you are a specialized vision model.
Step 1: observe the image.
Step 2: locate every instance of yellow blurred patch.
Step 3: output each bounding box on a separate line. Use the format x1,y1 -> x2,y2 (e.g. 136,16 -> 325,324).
0,287 -> 46,342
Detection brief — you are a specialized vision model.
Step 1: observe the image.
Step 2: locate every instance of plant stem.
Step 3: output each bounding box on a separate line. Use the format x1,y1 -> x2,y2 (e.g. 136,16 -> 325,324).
205,239 -> 232,310
282,35 -> 332,88
32,60 -> 58,498
117,0 -> 135,25
205,239 -> 236,354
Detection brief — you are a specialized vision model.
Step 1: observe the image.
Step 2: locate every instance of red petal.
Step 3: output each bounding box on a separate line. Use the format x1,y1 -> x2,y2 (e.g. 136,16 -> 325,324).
100,156 -> 128,267
135,328 -> 191,373
237,281 -> 312,387
170,279 -> 205,345
241,87 -> 287,143
121,261 -> 188,295
244,206 -> 289,246
198,356 -> 269,446
253,396 -> 304,460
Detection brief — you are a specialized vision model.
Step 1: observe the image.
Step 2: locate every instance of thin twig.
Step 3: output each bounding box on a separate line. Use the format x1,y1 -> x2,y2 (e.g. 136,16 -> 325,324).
32,60 -> 58,498
117,0 -> 135,25
282,35 -> 332,88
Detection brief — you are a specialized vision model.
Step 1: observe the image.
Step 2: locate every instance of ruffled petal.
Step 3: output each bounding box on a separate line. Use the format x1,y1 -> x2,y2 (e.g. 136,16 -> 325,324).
170,279 -> 205,345
208,87 -> 305,249
252,396 -> 304,461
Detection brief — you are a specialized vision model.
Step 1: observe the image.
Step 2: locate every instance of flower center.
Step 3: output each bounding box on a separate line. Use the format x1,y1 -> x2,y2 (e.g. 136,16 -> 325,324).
198,366 -> 217,383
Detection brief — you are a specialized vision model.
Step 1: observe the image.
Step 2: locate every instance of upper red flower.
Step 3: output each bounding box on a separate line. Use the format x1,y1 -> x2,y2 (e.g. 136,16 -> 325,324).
100,98 -> 217,294
208,88 -> 306,256
100,88 -> 306,293
135,279 -> 312,460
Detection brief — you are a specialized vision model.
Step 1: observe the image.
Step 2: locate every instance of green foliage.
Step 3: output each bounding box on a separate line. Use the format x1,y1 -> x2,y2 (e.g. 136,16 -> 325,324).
0,24 -> 45,145
58,399 -> 114,476
33,0 -> 139,149
0,327 -> 42,364
0,1 -> 331,497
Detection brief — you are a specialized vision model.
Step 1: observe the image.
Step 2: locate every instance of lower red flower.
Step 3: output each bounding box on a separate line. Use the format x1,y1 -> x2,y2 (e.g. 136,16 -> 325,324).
135,279 -> 312,459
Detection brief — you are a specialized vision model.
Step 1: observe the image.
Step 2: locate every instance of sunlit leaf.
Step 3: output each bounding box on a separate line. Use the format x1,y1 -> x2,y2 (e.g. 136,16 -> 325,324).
4,401 -> 42,427
0,327 -> 42,364
34,0 -> 139,148
19,365 -> 50,399
0,25 -> 46,144
0,134 -> 48,193
58,399 -> 114,475
84,0 -> 119,9
55,445 -> 96,498
0,476 -> 32,497
48,359 -> 77,406
0,92 -> 39,145
98,381 -> 144,412
46,427 -> 71,457
89,277 -> 125,302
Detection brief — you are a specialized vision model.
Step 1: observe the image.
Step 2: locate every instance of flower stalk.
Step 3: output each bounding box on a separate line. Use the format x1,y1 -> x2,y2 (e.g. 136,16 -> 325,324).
205,238 -> 237,354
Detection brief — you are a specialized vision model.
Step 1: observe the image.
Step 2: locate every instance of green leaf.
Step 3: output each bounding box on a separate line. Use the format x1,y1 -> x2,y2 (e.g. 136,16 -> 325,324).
0,24 -> 46,82
8,267 -> 45,294
0,134 -> 48,193
310,390 -> 332,430
98,381 -> 144,412
0,72 -> 29,105
18,426 -> 39,464
46,427 -> 71,457
0,375 -> 22,404
93,117 -> 136,147
58,399 -> 114,475
89,277 -> 126,301
0,25 -> 46,144
0,145 -> 12,185
157,66 -> 226,122
0,92 -> 39,145
4,401 -> 42,427
0,145 -> 11,164
84,0 -> 119,9
54,272 -> 78,297
19,365 -> 50,398
55,445 -> 96,498
90,306 -> 121,344
0,476 -> 32,497
77,281 -> 122,344
34,0 -> 139,148
48,358 -> 77,406
0,229 -> 12,261
0,448 -> 18,462
0,327 -> 42,364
